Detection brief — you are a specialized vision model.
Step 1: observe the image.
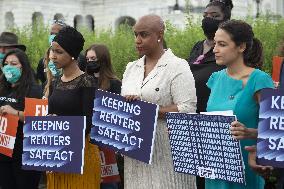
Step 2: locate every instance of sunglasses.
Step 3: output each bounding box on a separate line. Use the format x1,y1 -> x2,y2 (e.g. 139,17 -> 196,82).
52,19 -> 66,26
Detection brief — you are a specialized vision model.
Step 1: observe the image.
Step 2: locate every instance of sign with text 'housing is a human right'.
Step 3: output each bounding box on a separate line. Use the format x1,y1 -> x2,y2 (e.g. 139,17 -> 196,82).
166,113 -> 245,185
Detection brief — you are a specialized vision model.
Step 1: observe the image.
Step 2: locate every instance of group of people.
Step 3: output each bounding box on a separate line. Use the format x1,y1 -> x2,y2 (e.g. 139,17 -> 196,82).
0,0 -> 281,189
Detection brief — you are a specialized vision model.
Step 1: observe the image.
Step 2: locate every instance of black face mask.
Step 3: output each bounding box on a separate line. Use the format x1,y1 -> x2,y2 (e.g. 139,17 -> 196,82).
86,60 -> 100,75
202,17 -> 223,40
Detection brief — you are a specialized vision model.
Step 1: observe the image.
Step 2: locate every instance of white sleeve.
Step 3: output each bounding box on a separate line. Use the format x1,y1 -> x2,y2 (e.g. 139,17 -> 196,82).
170,60 -> 197,113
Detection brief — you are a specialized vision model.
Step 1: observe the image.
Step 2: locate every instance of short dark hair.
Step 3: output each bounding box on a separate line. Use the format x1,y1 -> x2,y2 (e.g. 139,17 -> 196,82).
209,0 -> 233,10
206,1 -> 232,20
219,20 -> 263,69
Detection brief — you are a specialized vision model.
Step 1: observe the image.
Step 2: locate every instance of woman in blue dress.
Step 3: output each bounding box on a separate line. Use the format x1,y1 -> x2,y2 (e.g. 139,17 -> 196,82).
206,20 -> 274,189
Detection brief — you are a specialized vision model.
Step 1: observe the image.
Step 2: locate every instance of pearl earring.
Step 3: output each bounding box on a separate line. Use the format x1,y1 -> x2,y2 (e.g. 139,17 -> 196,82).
72,57 -> 74,60
158,39 -> 161,42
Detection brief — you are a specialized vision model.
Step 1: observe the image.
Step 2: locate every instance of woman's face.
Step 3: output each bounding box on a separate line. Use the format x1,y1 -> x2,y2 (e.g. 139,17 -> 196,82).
4,54 -> 22,69
50,41 -> 72,69
213,29 -> 244,66
203,5 -> 225,20
133,22 -> 160,57
86,49 -> 97,62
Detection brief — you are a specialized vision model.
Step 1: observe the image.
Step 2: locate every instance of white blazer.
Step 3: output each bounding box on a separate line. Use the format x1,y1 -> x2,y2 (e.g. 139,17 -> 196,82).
121,49 -> 196,113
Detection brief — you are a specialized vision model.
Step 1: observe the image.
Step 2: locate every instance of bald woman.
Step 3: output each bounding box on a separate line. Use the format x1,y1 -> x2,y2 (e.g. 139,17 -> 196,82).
121,14 -> 197,189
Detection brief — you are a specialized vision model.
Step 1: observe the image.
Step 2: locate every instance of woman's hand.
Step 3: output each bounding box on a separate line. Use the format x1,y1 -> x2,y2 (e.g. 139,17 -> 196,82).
124,95 -> 140,102
245,145 -> 273,178
158,104 -> 178,119
47,114 -> 57,116
0,105 -> 18,116
230,121 -> 257,140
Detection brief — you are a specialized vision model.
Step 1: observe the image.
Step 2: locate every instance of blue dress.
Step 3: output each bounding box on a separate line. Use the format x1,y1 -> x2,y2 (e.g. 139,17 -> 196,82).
206,69 -> 274,189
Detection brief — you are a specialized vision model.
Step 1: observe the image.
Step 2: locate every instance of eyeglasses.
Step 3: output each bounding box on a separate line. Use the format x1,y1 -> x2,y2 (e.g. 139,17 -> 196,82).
52,19 -> 66,27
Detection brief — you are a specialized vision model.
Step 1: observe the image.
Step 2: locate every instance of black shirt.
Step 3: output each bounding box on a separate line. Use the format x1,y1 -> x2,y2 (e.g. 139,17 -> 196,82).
48,73 -> 96,135
188,40 -> 225,113
0,84 -> 42,161
107,79 -> 122,94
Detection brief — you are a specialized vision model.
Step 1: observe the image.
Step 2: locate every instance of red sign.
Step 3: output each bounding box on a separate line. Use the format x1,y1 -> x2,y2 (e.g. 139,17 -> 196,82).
272,56 -> 284,82
99,147 -> 121,183
0,114 -> 19,157
24,98 -> 48,117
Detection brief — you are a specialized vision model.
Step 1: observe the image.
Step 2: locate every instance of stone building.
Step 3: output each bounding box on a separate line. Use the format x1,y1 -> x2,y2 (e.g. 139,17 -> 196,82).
0,0 -> 283,32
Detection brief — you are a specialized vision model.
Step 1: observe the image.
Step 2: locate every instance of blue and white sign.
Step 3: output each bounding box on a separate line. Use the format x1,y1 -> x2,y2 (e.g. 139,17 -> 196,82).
166,113 -> 245,185
90,90 -> 159,164
257,88 -> 284,168
22,116 -> 86,174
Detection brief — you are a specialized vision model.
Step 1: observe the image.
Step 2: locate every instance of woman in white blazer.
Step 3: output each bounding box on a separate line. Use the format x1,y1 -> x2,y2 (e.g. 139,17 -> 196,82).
121,14 -> 197,189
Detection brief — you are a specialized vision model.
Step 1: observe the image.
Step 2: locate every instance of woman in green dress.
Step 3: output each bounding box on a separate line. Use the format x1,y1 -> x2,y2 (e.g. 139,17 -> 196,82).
206,20 -> 274,189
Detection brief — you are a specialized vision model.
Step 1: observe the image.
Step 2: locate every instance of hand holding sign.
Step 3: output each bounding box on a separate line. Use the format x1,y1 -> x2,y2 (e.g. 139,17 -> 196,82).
245,145 -> 273,178
22,116 -> 86,174
230,121 -> 258,140
91,90 -> 158,164
124,95 -> 141,102
0,105 -> 18,116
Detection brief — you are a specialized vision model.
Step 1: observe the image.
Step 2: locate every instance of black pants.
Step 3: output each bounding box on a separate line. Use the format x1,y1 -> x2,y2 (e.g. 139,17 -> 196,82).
196,176 -> 205,189
0,161 -> 41,189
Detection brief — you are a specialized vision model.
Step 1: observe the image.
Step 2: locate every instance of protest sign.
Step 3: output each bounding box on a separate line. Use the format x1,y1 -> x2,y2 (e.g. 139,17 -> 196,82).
272,56 -> 283,83
99,147 -> 121,183
166,113 -> 245,185
24,98 -> 48,116
22,116 -> 86,174
257,87 -> 284,168
0,114 -> 19,157
90,89 -> 159,164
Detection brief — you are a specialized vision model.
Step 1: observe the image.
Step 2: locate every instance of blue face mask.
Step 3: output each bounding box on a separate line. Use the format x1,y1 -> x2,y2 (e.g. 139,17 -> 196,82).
2,64 -> 22,84
48,34 -> 56,46
0,53 -> 5,66
48,60 -> 62,77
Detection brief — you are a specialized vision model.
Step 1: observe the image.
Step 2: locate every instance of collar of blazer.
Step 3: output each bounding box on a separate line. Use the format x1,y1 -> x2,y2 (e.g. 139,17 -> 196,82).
135,48 -> 174,68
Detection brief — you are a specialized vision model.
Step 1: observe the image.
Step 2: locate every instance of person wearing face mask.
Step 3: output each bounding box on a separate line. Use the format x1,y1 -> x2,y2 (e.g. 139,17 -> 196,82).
36,20 -> 66,87
85,44 -> 121,93
85,44 -> 122,189
0,49 -> 42,189
0,32 -> 26,69
42,47 -> 62,99
37,20 -> 87,88
187,1 -> 232,189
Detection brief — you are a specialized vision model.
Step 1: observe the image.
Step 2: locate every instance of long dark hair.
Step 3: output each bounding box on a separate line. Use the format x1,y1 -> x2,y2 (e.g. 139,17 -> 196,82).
219,20 -> 263,69
0,49 -> 36,98
85,44 -> 119,90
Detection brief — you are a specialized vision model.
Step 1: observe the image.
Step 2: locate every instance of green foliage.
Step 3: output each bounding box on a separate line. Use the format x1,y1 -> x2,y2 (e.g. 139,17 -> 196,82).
82,25 -> 137,79
165,16 -> 204,60
11,23 -> 50,70
8,17 -> 284,79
